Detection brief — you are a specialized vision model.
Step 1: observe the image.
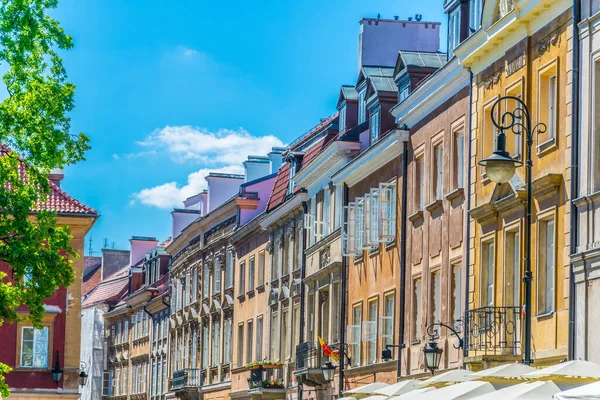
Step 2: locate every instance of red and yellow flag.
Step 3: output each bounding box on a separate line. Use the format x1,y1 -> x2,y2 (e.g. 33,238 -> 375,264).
317,335 -> 340,363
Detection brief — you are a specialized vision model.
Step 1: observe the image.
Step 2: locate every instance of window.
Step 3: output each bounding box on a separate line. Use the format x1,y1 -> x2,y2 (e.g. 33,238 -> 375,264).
323,187 -> 331,237
162,359 -> 167,394
248,256 -> 255,292
256,316 -> 263,362
341,201 -> 358,256
453,130 -> 465,189
203,263 -> 209,299
379,181 -> 397,242
370,109 -> 380,143
213,258 -> 221,294
202,323 -> 209,368
212,320 -> 220,366
434,143 -> 444,200
358,88 -> 367,123
224,317 -> 232,364
246,320 -> 254,363
505,230 -> 521,308
226,251 -> 234,289
369,188 -> 380,246
365,299 -> 378,364
191,329 -> 197,368
239,261 -> 246,296
270,312 -> 279,361
538,219 -> 555,314
415,156 -> 425,211
482,102 -> 499,174
237,323 -> 244,366
122,367 -> 127,395
339,105 -> 346,134
258,251 -> 265,286
399,85 -> 410,102
412,277 -> 422,341
185,271 -> 190,307
20,327 -> 49,368
332,281 -> 341,343
505,83 -> 523,158
334,185 -> 343,229
114,367 -> 120,396
288,159 -> 297,194
355,198 -> 365,250
103,370 -> 114,397
431,270 -> 441,325
452,263 -> 463,330
348,304 -> 362,366
469,0 -> 482,32
594,60 -> 600,192
538,68 -> 558,144
117,321 -> 122,344
448,8 -> 461,57
282,310 -> 289,360
192,268 -> 198,301
124,319 -> 129,342
381,293 -> 395,351
482,241 -> 495,306
293,306 -> 300,359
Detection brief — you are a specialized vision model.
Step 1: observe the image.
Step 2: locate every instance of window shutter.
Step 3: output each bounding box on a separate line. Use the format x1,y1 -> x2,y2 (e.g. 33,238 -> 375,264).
355,198 -> 365,250
379,181 -> 397,241
304,212 -> 314,239
369,188 -> 380,244
346,325 -> 361,345
342,202 -> 358,256
103,370 -> 113,397
379,316 -> 393,339
362,321 -> 377,342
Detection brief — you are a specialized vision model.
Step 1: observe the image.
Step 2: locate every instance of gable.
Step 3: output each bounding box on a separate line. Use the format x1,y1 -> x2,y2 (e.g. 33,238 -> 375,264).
482,0 -> 515,29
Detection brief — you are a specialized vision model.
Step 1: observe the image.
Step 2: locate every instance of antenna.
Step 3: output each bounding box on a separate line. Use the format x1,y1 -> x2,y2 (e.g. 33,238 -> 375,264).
88,235 -> 95,256
415,14 -> 423,21
111,241 -> 116,249
103,238 -> 109,249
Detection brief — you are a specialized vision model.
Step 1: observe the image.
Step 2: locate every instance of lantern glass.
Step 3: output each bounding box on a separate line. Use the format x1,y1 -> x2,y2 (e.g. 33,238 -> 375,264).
52,369 -> 63,383
79,370 -> 88,386
484,159 -> 517,184
322,362 -> 336,383
423,341 -> 443,375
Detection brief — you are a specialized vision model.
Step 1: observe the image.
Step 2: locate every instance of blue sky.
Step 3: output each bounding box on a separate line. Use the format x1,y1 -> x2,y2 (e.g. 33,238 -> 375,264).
52,0 -> 447,254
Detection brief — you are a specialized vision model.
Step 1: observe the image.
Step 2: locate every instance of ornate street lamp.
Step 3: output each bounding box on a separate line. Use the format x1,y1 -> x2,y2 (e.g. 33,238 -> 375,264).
423,322 -> 464,375
478,95 -> 546,366
52,351 -> 63,384
79,361 -> 89,387
423,341 -> 443,375
321,362 -> 336,383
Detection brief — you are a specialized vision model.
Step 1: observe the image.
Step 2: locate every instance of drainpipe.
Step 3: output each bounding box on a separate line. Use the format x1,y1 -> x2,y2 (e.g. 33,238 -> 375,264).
568,0 -> 581,361
397,142 -> 409,379
298,201 -> 308,400
463,68 -> 474,360
339,183 -> 349,397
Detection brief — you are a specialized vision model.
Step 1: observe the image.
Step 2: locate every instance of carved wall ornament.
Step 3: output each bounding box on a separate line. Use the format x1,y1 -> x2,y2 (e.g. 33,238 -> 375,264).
537,29 -> 561,57
320,247 -> 331,269
275,234 -> 284,249
285,226 -> 296,242
505,54 -> 526,77
265,240 -> 273,254
483,70 -> 502,91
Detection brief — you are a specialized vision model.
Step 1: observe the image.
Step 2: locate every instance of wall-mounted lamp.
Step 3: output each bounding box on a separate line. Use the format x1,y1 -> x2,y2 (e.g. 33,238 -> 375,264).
52,351 -> 63,384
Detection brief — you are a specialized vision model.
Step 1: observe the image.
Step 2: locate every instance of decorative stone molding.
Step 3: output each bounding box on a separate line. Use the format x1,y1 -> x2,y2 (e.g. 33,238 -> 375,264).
275,234 -> 284,249
285,226 -> 295,242
320,247 -> 331,269
483,70 -> 502,91
537,29 -> 561,57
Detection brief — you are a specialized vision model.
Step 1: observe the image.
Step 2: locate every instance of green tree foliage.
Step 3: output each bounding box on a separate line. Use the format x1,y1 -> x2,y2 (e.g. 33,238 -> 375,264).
0,0 -> 89,396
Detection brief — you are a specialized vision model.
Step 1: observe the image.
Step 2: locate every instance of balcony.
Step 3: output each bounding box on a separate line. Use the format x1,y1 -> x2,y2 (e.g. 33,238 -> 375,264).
294,341 -> 327,386
464,306 -> 522,367
170,369 -> 201,400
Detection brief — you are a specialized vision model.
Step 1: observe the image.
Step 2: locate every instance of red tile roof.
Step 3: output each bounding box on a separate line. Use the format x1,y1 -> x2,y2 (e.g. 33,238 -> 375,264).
82,277 -> 129,307
82,264 -> 102,297
266,163 -> 291,212
284,113 -> 339,155
299,132 -> 338,171
1,144 -> 97,215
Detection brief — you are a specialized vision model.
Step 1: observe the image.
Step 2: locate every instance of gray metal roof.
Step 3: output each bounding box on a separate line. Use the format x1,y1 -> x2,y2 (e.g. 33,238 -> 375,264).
363,66 -> 395,78
399,51 -> 447,69
370,76 -> 397,93
340,85 -> 358,101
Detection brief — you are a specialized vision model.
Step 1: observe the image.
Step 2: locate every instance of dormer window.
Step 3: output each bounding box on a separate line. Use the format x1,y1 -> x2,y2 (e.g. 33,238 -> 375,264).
469,0 -> 483,33
358,88 -> 367,124
448,8 -> 461,58
399,85 -> 410,102
339,106 -> 346,134
370,108 -> 380,144
288,159 -> 296,194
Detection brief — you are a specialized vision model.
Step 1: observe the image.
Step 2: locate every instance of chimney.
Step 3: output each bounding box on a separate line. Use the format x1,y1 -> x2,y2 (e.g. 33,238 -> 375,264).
100,248 -> 130,280
268,147 -> 285,173
48,168 -> 64,187
205,173 -> 244,212
357,17 -> 441,70
129,236 -> 158,266
244,156 -> 271,183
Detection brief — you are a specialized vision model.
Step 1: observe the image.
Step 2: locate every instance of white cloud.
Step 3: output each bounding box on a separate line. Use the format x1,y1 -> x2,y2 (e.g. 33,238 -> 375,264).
112,153 -> 120,160
136,125 -> 284,165
131,165 -> 244,209
181,47 -> 199,57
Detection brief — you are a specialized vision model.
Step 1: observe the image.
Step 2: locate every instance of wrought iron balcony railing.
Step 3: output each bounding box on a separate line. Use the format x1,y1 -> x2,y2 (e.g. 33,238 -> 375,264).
465,306 -> 521,356
295,341 -> 322,372
170,368 -> 202,391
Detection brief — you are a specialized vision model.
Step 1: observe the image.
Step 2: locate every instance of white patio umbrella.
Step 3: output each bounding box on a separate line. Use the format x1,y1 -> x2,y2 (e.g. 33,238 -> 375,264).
472,363 -> 537,380
374,379 -> 421,396
337,397 -> 358,400
360,396 -> 388,400
525,360 -> 600,380
344,382 -> 390,398
420,369 -> 476,387
470,381 -> 560,400
388,387 -> 437,400
553,380 -> 600,399
410,381 -> 495,400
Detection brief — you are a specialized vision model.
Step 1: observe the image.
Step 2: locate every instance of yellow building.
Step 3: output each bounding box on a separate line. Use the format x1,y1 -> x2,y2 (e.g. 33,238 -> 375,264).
455,0 -> 573,369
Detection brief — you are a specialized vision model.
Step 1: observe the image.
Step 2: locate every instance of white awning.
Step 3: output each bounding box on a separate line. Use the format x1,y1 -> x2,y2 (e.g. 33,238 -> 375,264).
344,382 -> 390,398
471,381 -> 560,400
420,369 -> 476,387
361,396 -> 388,400
472,363 -> 537,380
553,381 -> 600,399
524,360 -> 600,380
410,381 -> 495,400
388,387 -> 437,399
374,379 -> 421,396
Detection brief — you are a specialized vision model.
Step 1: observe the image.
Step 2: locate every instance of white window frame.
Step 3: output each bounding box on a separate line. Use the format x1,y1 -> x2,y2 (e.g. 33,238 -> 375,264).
370,108 -> 381,143
20,326 -> 49,368
358,87 -> 367,124
369,188 -> 380,245
341,202 -> 359,256
355,197 -> 366,250
379,181 -> 397,242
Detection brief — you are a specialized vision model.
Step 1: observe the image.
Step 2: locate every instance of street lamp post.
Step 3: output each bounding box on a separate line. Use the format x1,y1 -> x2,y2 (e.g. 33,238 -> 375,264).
478,95 -> 546,366
423,322 -> 464,375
